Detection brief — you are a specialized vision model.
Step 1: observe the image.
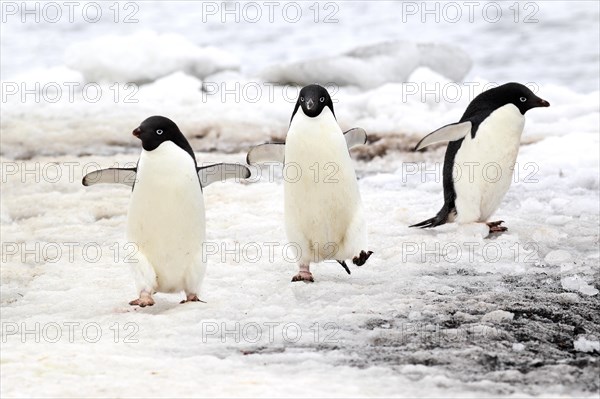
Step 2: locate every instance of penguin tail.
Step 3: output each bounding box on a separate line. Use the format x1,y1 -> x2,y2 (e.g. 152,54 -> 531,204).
409,206 -> 451,228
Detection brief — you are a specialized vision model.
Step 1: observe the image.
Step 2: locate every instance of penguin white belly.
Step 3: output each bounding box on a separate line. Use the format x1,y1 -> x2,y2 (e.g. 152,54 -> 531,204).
127,142 -> 206,293
284,109 -> 366,263
453,104 -> 525,223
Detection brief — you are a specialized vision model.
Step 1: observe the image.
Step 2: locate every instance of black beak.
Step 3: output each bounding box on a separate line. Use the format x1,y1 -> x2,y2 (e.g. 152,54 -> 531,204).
132,127 -> 141,138
306,98 -> 314,110
538,99 -> 550,107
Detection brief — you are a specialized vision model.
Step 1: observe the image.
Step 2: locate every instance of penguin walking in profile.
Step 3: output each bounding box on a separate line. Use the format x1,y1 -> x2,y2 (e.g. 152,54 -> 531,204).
247,84 -> 372,282
411,83 -> 550,234
83,116 -> 250,306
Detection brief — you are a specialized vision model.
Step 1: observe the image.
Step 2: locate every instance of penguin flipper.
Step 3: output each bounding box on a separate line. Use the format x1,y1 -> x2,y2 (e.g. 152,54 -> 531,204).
246,143 -> 285,165
414,121 -> 471,151
343,128 -> 367,149
82,168 -> 137,187
197,163 -> 250,187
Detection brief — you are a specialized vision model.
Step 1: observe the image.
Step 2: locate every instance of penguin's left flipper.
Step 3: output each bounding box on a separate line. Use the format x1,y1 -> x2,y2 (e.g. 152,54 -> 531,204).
414,121 -> 472,151
343,128 -> 368,149
197,163 -> 251,187
82,168 -> 137,187
246,143 -> 285,165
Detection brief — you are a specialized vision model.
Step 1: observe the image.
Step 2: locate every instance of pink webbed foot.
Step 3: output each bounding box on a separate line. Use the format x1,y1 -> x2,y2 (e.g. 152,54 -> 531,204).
129,291 -> 154,307
487,220 -> 508,234
291,271 -> 314,283
180,294 -> 206,304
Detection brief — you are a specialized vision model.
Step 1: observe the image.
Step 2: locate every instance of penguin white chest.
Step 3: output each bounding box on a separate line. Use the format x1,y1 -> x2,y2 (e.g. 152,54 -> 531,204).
283,109 -> 365,262
127,142 -> 205,292
453,104 -> 525,223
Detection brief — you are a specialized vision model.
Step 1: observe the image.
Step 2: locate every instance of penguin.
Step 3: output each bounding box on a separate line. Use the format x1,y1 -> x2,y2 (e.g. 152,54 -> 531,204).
82,116 -> 250,306
247,84 -> 372,282
410,83 -> 550,233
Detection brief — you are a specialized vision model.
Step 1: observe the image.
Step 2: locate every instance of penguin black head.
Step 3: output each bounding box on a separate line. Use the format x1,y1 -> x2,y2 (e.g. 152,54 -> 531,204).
133,116 -> 184,151
291,84 -> 335,121
132,116 -> 196,162
476,83 -> 550,115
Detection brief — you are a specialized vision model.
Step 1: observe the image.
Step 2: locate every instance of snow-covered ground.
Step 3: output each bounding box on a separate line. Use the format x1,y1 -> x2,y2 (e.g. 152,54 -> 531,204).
1,1 -> 599,398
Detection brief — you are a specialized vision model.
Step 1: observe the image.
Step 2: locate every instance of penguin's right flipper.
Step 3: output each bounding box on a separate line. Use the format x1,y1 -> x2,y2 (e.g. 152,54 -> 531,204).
82,168 -> 137,187
198,163 -> 251,187
413,121 -> 472,151
246,143 -> 285,165
343,128 -> 367,149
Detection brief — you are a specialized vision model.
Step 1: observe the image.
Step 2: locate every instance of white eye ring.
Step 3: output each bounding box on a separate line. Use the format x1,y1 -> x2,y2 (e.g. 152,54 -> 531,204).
320,97 -> 325,102
300,97 -> 304,102
156,129 -> 163,135
520,97 -> 527,102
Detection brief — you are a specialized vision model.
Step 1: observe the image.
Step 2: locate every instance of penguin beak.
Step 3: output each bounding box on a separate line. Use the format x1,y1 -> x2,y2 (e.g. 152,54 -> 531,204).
538,99 -> 550,107
132,127 -> 142,138
306,98 -> 314,110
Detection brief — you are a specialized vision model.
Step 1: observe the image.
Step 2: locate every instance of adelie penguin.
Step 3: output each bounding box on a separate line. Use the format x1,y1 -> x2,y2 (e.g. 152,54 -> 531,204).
411,82 -> 550,234
82,116 -> 250,307
247,84 -> 373,282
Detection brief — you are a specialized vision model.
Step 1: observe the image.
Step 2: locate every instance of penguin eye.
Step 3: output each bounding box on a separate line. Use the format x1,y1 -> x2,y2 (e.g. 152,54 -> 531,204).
300,97 -> 304,102
519,97 -> 527,102
156,129 -> 163,135
320,97 -> 325,103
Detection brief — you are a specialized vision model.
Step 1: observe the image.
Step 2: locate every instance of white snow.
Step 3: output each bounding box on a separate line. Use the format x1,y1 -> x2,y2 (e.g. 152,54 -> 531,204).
573,337 -> 600,353
481,310 -> 515,323
561,275 -> 599,296
260,41 -> 472,89
66,30 -> 240,83
1,1 -> 599,397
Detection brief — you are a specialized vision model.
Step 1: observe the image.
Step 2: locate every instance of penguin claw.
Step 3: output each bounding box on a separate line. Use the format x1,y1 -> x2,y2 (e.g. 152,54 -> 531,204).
352,250 -> 373,266
291,272 -> 314,283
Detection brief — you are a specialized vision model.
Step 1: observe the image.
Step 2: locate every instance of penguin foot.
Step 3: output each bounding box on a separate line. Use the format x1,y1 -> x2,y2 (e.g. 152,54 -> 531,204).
180,294 -> 206,304
337,260 -> 351,275
129,291 -> 155,307
291,271 -> 314,283
352,250 -> 373,266
487,220 -> 508,234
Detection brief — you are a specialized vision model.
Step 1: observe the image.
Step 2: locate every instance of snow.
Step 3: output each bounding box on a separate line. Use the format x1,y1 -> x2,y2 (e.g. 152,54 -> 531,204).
481,310 -> 515,323
66,30 -> 240,84
574,337 -> 600,353
260,41 -> 472,89
1,1 -> 599,397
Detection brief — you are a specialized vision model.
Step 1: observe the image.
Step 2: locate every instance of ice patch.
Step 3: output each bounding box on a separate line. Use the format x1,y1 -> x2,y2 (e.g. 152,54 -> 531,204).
573,336 -> 600,353
260,41 -> 472,89
561,275 -> 599,296
512,343 -> 525,352
481,310 -> 514,323
66,30 -> 240,84
544,250 -> 572,264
